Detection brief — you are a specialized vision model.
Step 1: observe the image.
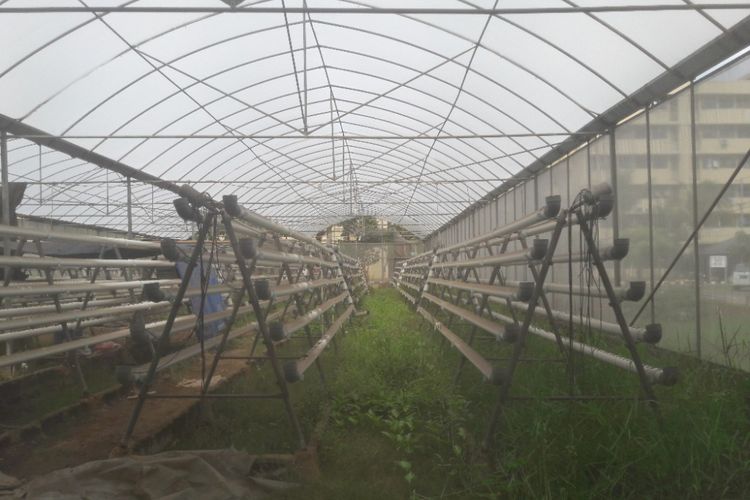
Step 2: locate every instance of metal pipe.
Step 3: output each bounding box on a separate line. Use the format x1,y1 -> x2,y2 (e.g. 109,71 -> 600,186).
0,278 -> 180,298
221,211 -> 306,449
126,177 -> 133,239
0,223 -> 162,251
417,306 -> 502,384
224,194 -> 331,254
122,310 -> 283,384
232,220 -> 263,238
3,4 -> 749,14
269,291 -> 349,341
400,272 -> 424,280
121,210 -> 215,449
549,239 -> 629,264
504,279 -> 645,301
0,255 -> 174,269
237,243 -> 338,268
435,196 -> 560,256
398,287 -> 417,305
1,130 -> 9,330
154,282 -> 242,298
285,304 -> 354,382
428,277 -> 534,302
0,301 -> 169,335
523,321 -> 676,385
254,277 -> 343,300
0,304 -> 252,368
0,315 -> 131,343
490,298 -> 662,344
422,291 -> 516,342
1,132 -> 9,232
431,240 -> 548,269
0,114 -> 182,200
0,296 -> 131,318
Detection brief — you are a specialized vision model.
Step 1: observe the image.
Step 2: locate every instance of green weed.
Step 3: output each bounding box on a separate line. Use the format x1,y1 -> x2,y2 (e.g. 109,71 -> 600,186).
169,288 -> 750,499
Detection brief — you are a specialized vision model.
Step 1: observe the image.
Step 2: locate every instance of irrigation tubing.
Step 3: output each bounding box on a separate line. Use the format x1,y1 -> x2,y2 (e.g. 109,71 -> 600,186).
629,147 -> 750,326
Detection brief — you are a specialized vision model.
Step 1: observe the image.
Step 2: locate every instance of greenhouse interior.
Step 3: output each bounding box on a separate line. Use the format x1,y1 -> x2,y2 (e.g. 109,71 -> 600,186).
1,2 -> 750,498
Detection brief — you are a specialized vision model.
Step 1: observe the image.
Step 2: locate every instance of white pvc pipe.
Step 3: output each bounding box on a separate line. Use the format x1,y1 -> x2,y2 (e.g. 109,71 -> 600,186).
0,301 -> 169,334
0,223 -> 162,251
0,255 -> 174,269
0,279 -> 180,298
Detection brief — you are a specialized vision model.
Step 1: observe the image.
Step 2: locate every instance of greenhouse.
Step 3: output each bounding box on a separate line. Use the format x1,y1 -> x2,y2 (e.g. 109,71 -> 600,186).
0,2 -> 750,498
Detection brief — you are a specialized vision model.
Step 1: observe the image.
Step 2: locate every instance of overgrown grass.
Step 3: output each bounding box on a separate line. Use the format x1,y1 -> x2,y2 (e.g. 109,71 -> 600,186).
0,362 -> 118,427
170,288 -> 750,499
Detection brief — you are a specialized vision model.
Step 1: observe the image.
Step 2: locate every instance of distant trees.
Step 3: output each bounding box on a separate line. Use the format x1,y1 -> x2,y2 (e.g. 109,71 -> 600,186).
317,216 -> 418,243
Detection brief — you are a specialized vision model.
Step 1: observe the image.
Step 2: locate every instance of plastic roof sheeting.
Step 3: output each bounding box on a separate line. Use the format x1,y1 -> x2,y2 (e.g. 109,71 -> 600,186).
1,1 -> 749,237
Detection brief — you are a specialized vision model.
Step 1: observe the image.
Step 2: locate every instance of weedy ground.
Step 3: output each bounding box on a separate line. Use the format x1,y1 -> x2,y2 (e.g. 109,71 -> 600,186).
171,288 -> 750,499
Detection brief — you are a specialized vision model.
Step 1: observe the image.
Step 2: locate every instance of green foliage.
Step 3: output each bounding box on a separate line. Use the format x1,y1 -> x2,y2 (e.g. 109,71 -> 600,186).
324,290 -> 750,499
169,288 -> 750,499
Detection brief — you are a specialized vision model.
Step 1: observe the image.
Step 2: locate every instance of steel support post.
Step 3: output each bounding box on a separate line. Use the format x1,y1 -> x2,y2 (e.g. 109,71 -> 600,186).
126,176 -> 133,239
222,213 -> 306,450
200,288 -> 248,398
690,84 -> 702,359
482,214 -> 566,450
33,239 -> 90,394
334,250 -> 358,310
518,234 -> 566,353
275,236 -> 328,392
451,243 -> 499,384
1,131 -> 10,363
413,249 -> 437,310
609,132 -> 621,286
575,210 -> 659,407
119,210 -> 214,451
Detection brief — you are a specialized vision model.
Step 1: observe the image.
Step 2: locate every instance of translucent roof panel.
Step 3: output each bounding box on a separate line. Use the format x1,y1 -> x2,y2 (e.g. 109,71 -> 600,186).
1,1 -> 749,237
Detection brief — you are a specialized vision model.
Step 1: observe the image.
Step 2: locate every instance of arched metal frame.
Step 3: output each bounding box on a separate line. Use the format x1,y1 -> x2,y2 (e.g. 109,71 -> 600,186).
1,1 -> 749,237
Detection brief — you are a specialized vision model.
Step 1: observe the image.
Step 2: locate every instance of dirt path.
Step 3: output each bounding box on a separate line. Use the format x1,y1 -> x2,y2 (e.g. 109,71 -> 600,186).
0,351 -> 254,479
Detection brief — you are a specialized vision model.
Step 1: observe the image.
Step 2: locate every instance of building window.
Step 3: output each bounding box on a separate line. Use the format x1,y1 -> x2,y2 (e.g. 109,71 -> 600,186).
651,155 -> 676,169
699,155 -> 745,169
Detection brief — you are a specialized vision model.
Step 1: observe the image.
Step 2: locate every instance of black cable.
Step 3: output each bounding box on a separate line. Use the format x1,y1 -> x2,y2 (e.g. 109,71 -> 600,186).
567,206 -> 575,395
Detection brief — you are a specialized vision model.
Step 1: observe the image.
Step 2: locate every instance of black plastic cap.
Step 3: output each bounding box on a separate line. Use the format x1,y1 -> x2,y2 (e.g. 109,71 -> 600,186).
658,366 -> 679,386
115,366 -> 134,386
269,322 -> 286,342
529,239 -> 549,260
603,239 -> 629,260
590,182 -> 613,200
238,238 -> 256,259
173,197 -> 201,222
488,366 -> 505,385
142,283 -> 166,303
284,361 -> 303,383
160,238 -> 179,262
593,193 -> 615,219
254,279 -> 272,301
178,184 -> 205,204
222,194 -> 241,217
543,195 -> 562,218
625,281 -> 646,301
643,323 -> 662,344
129,312 -> 147,343
503,323 -> 519,343
517,282 -> 535,302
